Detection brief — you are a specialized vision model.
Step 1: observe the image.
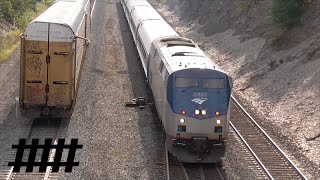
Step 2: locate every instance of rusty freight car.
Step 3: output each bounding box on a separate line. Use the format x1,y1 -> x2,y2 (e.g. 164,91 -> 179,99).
19,0 -> 90,118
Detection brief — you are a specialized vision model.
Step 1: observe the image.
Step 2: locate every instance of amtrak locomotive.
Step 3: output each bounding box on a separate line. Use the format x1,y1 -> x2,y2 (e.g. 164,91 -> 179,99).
121,0 -> 232,163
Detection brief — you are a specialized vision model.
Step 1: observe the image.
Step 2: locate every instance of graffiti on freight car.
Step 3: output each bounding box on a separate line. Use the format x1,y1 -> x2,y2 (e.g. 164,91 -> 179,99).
26,55 -> 42,77
26,41 -> 41,53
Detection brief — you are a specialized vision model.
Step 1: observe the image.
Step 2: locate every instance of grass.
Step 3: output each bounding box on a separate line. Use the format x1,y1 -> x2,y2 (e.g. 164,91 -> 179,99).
269,26 -> 286,46
236,0 -> 248,14
0,42 -> 20,64
0,29 -> 20,64
155,0 -> 167,3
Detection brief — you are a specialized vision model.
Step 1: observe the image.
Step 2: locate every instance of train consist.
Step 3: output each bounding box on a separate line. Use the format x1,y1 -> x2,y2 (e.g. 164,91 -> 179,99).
19,0 -> 91,118
121,0 -> 233,163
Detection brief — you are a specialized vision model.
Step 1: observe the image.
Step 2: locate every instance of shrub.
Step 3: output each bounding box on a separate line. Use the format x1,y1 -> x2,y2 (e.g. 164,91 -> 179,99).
236,0 -> 248,14
269,0 -> 304,28
0,0 -> 15,23
0,28 -> 20,63
270,26 -> 286,45
0,0 -> 54,29
0,0 -> 54,64
15,9 -> 36,29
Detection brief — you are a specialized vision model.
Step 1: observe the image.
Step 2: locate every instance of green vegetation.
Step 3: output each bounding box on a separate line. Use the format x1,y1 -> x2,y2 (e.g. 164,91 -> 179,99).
155,0 -> 167,4
268,0 -> 312,45
236,0 -> 248,14
0,0 -> 54,29
269,26 -> 286,46
0,0 -> 54,63
0,29 -> 20,64
269,0 -> 304,28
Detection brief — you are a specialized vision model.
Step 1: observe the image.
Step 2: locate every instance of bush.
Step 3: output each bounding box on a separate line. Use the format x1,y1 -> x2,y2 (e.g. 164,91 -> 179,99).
0,0 -> 54,64
270,26 -> 286,45
269,0 -> 304,28
0,0 -> 54,29
16,10 -> 36,29
0,28 -> 20,63
236,0 -> 248,14
0,0 -> 15,23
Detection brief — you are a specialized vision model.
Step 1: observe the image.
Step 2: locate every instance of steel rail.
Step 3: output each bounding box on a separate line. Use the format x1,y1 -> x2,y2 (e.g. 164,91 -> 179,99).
165,144 -> 170,180
215,166 -> 224,180
178,161 -> 189,180
5,167 -> 13,180
199,165 -> 205,180
5,120 -> 63,180
229,121 -> 274,180
182,164 -> 223,180
166,147 -> 189,180
231,95 -> 308,180
43,121 -> 63,180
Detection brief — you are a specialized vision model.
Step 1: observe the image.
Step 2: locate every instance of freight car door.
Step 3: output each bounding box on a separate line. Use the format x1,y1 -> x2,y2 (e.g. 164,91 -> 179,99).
22,24 -> 49,107
47,24 -> 73,108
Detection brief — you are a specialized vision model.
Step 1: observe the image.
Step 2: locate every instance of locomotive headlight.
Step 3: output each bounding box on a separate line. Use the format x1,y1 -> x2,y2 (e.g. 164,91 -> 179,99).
179,119 -> 185,123
201,110 -> 206,115
181,110 -> 186,115
195,110 -> 200,115
217,119 -> 221,124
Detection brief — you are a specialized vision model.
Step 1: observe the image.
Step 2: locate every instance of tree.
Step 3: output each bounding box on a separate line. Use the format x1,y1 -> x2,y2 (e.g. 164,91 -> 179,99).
269,0 -> 304,27
0,0 -> 14,23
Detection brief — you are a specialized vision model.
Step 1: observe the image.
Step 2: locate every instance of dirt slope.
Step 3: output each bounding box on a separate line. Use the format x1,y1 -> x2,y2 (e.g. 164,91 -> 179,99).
152,0 -> 320,177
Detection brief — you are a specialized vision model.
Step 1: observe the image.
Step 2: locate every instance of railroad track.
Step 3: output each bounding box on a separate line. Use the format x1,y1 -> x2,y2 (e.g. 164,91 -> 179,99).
183,164 -> 223,180
1,118 -> 63,180
230,96 -> 308,180
166,147 -> 224,180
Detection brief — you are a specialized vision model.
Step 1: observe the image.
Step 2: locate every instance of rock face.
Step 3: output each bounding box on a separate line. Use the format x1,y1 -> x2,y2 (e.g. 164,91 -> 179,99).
151,0 -> 320,178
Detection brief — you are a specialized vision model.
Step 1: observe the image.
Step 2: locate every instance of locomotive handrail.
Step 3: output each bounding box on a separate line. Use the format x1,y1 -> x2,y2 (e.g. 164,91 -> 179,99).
231,95 -> 308,180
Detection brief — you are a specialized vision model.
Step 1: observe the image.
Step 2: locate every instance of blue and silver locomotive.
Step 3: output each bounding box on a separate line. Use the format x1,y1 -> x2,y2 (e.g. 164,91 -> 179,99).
121,0 -> 232,163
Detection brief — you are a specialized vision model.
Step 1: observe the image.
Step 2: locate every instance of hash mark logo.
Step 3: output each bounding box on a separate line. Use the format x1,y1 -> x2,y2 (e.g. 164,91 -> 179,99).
8,139 -> 83,173
191,98 -> 207,105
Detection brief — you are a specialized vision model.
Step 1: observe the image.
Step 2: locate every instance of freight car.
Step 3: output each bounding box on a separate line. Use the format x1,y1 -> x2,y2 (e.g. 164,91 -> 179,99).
121,0 -> 233,163
19,0 -> 90,118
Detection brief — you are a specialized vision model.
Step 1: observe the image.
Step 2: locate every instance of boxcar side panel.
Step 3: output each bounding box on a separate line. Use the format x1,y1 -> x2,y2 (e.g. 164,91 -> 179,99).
47,42 -> 73,107
22,40 -> 48,107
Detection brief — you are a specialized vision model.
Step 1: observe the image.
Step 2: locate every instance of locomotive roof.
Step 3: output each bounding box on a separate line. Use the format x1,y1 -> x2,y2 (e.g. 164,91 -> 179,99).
155,37 -> 225,74
139,20 -> 178,55
127,0 -> 178,54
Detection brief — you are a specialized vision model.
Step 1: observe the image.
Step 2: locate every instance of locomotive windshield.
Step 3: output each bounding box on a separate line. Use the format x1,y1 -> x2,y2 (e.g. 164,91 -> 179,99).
175,78 -> 225,89
203,79 -> 225,89
175,78 -> 198,87
167,69 -> 231,118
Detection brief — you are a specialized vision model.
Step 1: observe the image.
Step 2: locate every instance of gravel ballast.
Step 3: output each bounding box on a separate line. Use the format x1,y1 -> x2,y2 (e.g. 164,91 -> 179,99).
59,1 -> 166,179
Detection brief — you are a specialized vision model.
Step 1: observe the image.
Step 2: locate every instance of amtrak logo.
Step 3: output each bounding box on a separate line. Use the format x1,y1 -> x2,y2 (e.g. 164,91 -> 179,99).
191,98 -> 207,104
